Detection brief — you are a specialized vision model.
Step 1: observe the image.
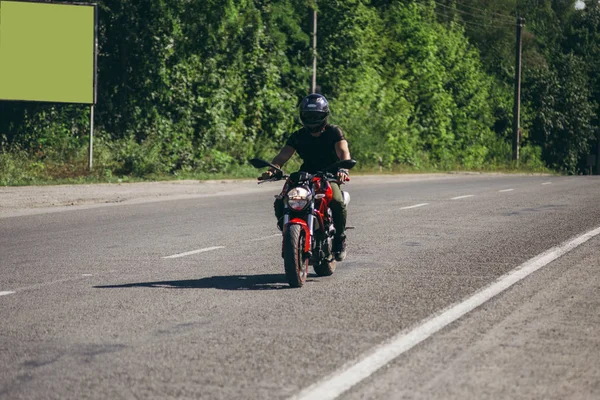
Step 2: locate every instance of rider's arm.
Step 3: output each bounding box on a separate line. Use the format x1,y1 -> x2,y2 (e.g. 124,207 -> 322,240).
259,143 -> 296,181
260,145 -> 295,180
271,145 -> 296,169
335,140 -> 351,161
335,140 -> 351,182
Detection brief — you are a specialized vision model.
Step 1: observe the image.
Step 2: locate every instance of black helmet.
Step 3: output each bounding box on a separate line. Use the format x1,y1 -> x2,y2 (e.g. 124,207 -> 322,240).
300,93 -> 330,131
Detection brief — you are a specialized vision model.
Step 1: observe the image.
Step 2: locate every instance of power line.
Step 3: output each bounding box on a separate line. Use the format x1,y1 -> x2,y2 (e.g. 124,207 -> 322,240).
414,2 -> 518,30
441,0 -> 515,22
432,2 -> 516,26
431,8 -> 517,29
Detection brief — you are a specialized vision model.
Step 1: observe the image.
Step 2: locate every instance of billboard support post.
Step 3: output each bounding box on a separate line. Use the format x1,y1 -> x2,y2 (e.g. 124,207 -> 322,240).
88,105 -> 94,171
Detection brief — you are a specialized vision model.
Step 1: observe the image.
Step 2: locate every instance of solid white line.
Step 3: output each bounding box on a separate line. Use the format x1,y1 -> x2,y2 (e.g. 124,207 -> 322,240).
0,291 -> 15,297
451,195 -> 474,200
251,234 -> 281,242
499,189 -> 514,192
291,225 -> 600,400
400,203 -> 429,210
163,246 -> 225,259
542,182 -> 552,185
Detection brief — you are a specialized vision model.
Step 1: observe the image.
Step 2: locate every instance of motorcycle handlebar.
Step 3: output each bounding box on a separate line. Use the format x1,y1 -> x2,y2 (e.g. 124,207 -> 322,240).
257,175 -> 287,184
256,170 -> 345,184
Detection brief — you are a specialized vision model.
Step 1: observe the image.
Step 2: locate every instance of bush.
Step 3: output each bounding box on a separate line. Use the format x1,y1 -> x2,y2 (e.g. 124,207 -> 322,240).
0,149 -> 42,186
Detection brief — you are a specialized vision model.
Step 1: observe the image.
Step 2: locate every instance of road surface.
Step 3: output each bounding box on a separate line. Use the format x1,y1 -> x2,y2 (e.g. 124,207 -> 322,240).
1,174 -> 599,399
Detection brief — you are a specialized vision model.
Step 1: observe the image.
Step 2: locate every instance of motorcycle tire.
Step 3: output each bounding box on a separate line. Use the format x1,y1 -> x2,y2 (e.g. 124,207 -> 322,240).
313,258 -> 336,276
283,224 -> 308,288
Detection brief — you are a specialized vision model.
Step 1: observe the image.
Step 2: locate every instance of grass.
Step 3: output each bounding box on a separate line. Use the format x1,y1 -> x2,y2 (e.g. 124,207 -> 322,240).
0,151 -> 554,187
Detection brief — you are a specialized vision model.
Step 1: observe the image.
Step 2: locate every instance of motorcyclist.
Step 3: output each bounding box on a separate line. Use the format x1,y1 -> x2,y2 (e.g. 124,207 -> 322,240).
260,93 -> 352,261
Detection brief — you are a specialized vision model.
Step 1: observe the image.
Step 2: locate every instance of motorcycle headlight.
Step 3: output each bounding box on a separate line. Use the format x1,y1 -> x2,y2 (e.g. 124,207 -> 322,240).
286,187 -> 311,211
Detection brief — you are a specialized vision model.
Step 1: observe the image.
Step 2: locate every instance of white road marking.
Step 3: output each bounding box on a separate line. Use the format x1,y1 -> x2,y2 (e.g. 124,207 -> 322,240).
451,195 -> 474,200
163,246 -> 225,259
499,189 -> 514,192
542,182 -> 552,185
251,234 -> 281,242
13,277 -> 87,292
400,203 -> 429,210
291,225 -> 600,400
0,291 -> 15,296
82,274 -> 93,277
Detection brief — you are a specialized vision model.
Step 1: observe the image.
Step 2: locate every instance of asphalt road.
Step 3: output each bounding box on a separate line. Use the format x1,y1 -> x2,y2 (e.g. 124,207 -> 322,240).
1,174 -> 599,399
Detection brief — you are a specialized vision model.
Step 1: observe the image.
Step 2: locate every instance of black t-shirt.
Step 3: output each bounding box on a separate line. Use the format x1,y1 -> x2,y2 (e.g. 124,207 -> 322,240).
285,125 -> 346,173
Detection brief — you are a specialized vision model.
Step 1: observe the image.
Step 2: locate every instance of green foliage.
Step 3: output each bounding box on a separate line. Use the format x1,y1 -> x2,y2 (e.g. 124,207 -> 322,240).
0,148 -> 42,186
2,0 -> 599,182
112,135 -> 168,176
565,1 -> 600,128
523,53 -> 596,174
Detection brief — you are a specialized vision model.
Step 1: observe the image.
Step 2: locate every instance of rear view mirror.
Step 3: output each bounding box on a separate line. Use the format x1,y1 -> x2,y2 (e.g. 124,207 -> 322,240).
338,159 -> 357,170
248,158 -> 283,174
325,159 -> 357,172
249,158 -> 272,169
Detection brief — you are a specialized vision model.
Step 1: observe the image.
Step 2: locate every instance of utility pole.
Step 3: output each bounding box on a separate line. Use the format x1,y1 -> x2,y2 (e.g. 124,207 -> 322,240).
512,16 -> 525,163
311,2 -> 317,93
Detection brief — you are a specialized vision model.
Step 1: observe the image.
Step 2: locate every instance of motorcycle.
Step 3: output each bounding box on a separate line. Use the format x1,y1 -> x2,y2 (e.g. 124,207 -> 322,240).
249,158 -> 357,288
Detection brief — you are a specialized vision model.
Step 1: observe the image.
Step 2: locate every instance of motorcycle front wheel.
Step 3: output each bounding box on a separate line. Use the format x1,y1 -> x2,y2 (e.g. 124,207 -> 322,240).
283,224 -> 308,288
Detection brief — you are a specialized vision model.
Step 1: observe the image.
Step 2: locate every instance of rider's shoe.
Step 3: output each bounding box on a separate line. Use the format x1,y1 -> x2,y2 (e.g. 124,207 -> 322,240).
333,234 -> 346,261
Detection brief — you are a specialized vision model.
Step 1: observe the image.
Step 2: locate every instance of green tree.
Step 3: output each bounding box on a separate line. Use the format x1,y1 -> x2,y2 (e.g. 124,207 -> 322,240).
524,53 -> 596,173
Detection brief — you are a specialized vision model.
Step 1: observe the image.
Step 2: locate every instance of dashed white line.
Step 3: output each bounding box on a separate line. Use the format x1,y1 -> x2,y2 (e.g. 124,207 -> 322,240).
451,195 -> 474,200
499,189 -> 514,192
291,225 -> 600,400
0,291 -> 15,297
251,234 -> 281,242
163,246 -> 225,259
542,182 -> 552,185
12,277 -> 88,292
400,203 -> 429,210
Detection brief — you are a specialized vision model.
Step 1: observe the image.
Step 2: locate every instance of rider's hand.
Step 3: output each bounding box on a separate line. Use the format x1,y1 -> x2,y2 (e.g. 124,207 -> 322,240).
259,171 -> 273,181
337,168 -> 350,183
259,166 -> 280,181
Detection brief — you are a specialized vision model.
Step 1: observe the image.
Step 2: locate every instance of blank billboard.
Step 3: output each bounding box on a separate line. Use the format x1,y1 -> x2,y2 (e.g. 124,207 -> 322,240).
0,0 -> 97,104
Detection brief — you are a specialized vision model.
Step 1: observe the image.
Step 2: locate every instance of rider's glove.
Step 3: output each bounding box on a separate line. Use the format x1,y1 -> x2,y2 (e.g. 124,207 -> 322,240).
259,166 -> 280,181
337,168 -> 350,183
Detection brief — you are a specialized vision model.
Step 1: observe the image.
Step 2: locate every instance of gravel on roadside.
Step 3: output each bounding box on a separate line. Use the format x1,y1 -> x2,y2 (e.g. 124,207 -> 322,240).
0,172 -> 543,218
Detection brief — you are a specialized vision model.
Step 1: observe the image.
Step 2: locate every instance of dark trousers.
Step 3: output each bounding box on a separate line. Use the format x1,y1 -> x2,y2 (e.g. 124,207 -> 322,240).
274,182 -> 346,236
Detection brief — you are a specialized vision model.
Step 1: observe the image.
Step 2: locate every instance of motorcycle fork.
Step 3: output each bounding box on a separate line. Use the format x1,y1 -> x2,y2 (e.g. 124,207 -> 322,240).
281,204 -> 314,259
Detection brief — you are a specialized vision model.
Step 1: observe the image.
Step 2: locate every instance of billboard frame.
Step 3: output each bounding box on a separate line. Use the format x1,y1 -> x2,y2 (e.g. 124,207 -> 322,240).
0,0 -> 98,105
0,0 -> 98,169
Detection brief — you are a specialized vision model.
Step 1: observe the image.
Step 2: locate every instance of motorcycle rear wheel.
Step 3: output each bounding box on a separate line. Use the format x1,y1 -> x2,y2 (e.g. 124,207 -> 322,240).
313,258 -> 336,276
283,224 -> 308,288
313,236 -> 336,276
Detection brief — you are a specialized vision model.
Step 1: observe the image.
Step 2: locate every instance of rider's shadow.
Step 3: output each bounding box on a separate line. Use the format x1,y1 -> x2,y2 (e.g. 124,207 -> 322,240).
94,274 -> 299,291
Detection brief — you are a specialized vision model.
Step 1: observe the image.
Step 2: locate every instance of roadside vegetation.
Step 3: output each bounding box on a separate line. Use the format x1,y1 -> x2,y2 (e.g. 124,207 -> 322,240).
1,0 -> 598,186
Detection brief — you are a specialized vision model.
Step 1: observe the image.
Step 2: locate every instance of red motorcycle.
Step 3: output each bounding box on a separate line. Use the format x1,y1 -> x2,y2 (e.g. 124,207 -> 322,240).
250,158 -> 357,287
